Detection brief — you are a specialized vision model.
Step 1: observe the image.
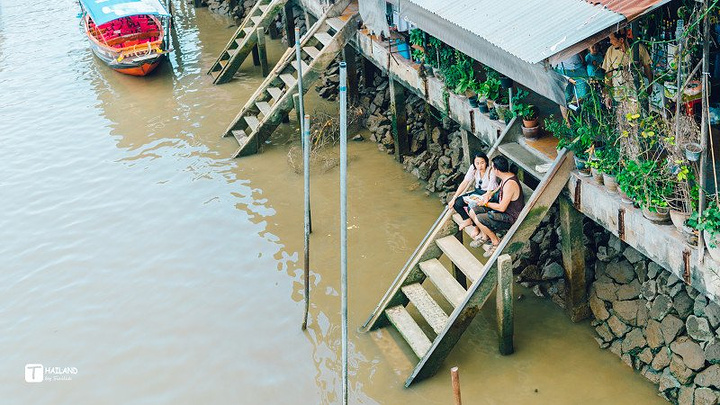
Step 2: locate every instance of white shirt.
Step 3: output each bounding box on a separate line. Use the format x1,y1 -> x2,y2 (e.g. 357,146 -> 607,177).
464,165 -> 498,192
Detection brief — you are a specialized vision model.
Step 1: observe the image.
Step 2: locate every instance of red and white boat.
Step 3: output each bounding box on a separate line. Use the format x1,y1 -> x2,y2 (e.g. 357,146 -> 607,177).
79,0 -> 171,76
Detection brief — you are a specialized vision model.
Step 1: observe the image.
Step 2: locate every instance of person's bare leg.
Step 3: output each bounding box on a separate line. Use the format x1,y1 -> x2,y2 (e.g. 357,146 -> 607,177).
467,211 -> 483,240
458,218 -> 473,231
469,211 -> 496,242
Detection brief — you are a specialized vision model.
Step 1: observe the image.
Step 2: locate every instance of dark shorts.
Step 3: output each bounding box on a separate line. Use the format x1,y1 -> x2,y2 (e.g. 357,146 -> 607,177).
475,211 -> 515,231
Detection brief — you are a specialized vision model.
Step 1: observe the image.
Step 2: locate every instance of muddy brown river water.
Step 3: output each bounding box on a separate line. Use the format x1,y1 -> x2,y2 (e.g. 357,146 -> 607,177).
0,0 -> 668,403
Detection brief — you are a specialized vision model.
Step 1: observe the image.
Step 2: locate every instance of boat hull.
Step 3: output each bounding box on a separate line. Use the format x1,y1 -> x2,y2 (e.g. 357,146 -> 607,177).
83,14 -> 167,77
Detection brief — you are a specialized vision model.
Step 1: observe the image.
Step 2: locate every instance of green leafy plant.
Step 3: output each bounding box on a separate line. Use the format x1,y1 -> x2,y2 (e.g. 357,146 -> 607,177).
616,160 -> 644,202
510,89 -> 535,120
688,202 -> 720,246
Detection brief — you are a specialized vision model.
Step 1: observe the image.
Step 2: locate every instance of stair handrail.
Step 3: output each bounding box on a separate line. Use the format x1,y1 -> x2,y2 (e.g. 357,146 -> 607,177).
359,117 -> 520,332
406,148 -> 572,385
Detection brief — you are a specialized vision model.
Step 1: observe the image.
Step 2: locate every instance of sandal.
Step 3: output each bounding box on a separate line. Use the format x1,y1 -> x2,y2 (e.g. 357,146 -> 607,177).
469,236 -> 486,248
483,244 -> 498,257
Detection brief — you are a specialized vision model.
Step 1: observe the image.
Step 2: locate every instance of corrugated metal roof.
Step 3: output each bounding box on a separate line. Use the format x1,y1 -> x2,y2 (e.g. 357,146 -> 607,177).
397,0 -> 625,64
586,0 -> 671,20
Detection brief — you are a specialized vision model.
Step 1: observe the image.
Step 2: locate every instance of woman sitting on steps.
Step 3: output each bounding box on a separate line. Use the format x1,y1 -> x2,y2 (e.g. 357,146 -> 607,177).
447,152 -> 499,240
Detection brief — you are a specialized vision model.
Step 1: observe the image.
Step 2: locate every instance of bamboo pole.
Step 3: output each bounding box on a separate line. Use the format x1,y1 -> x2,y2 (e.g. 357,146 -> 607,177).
340,61 -> 349,405
451,367 -> 462,405
301,114 -> 311,330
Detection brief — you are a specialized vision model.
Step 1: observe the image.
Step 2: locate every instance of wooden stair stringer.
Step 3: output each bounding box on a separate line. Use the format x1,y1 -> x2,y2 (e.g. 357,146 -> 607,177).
404,148 -> 575,386
361,209 -> 458,332
225,7 -> 361,157
208,0 -> 287,85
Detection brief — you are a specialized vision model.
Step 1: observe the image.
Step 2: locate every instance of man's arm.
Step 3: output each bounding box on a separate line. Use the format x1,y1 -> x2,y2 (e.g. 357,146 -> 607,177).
485,181 -> 519,213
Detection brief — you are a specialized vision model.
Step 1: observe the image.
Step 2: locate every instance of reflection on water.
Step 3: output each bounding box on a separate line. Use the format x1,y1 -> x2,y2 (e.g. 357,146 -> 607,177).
0,0 -> 665,403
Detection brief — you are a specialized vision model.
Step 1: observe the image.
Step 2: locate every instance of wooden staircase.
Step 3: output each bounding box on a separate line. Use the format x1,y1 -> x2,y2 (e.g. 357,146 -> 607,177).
361,118 -> 575,386
207,0 -> 287,85
221,3 -> 360,157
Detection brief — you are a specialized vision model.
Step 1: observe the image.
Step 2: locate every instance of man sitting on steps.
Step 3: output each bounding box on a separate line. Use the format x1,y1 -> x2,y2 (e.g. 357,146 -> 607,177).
468,156 -> 525,257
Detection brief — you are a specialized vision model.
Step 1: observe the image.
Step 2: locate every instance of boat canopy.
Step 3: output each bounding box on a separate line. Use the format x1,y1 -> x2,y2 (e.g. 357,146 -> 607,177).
80,0 -> 170,26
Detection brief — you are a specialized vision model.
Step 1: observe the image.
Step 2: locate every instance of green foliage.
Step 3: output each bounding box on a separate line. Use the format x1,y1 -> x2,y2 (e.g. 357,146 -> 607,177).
617,159 -> 673,211
616,160 -> 644,202
689,202 -> 720,245
510,89 -> 535,120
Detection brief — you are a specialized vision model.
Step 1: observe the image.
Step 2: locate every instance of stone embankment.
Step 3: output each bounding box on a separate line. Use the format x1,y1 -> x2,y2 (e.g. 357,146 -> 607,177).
316,62 -> 466,202
313,48 -> 720,404
204,0 -> 306,43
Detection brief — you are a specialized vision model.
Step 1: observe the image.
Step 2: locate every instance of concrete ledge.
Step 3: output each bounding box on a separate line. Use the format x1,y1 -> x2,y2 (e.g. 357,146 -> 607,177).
354,29 -> 504,147
567,173 -> 720,302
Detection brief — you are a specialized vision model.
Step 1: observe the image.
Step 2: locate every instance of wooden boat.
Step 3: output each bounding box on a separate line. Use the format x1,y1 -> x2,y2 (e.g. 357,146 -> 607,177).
79,0 -> 171,76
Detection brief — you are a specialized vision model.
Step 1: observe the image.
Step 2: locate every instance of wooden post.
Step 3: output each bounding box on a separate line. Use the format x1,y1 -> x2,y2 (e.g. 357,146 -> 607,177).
460,129 -> 470,167
363,57 -> 375,87
559,197 -> 590,322
283,2 -> 295,46
389,77 -> 409,162
268,18 -> 279,40
257,27 -> 269,77
293,94 -> 302,124
342,43 -> 359,103
251,44 -> 260,66
497,254 -> 514,355
450,367 -> 462,405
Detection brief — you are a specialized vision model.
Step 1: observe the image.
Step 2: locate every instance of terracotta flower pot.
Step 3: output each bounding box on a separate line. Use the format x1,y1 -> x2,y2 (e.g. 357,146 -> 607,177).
603,173 -> 618,193
591,167 -> 603,184
642,206 -> 670,224
523,118 -> 538,128
669,209 -> 690,232
522,125 -> 540,139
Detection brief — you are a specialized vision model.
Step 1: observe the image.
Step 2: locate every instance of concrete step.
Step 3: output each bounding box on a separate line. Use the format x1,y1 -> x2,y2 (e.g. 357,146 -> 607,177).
303,46 -> 320,59
256,101 -> 272,117
452,213 -> 478,238
232,129 -> 248,146
385,305 -> 431,359
497,142 -> 546,181
326,17 -> 345,32
251,16 -> 264,26
244,115 -> 260,131
401,283 -> 448,334
227,48 -> 238,57
315,32 -> 334,47
279,73 -> 296,88
243,27 -> 255,36
258,5 -> 269,13
435,236 -> 482,284
292,60 -> 310,74
418,259 -> 465,308
267,86 -> 283,100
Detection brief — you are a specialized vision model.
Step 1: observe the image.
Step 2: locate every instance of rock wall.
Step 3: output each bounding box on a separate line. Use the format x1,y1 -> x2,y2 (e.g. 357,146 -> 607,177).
517,204 -> 720,404
316,61 -> 467,202
204,0 -> 306,42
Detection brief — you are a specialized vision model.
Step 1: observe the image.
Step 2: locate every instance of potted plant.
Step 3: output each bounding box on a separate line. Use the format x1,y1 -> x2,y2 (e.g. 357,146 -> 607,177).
500,74 -> 513,89
667,163 -> 698,232
472,80 -> 489,113
684,142 -> 702,161
586,156 -> 604,184
688,201 -> 720,261
494,92 -> 510,122
616,160 -> 643,205
637,160 -> 672,223
546,115 -> 592,174
597,147 -> 619,192
511,89 -> 539,139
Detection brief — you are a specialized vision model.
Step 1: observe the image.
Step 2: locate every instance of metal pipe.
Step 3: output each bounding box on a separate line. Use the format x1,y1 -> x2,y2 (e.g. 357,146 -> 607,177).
699,0 -> 710,262
339,61 -> 348,405
296,27 -> 311,234
302,114 -> 311,330
674,21 -> 685,144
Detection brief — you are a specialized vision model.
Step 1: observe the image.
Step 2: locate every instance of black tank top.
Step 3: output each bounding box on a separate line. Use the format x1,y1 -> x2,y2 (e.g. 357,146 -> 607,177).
499,175 -> 525,222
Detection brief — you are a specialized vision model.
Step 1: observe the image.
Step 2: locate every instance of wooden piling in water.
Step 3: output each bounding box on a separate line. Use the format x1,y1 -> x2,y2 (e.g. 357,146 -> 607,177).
283,2 -> 295,47
559,197 -> 590,322
389,77 -> 408,162
251,45 -> 260,66
256,28 -> 269,77
497,254 -> 514,355
451,367 -> 462,405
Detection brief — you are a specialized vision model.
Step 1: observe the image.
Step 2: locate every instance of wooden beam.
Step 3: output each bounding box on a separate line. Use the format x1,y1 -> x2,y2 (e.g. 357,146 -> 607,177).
390,76 -> 409,161
559,197 -> 590,322
496,254 -> 513,355
257,28 -> 269,76
283,1 -> 295,46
